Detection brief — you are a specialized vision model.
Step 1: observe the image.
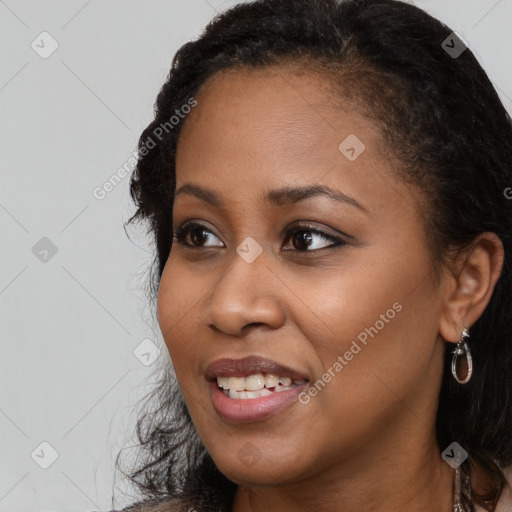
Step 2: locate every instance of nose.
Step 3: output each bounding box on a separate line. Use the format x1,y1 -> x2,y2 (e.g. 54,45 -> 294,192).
203,249 -> 286,337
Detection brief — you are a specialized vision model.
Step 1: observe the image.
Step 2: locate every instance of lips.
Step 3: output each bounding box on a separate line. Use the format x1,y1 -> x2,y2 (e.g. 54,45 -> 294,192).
206,356 -> 309,381
206,356 -> 309,423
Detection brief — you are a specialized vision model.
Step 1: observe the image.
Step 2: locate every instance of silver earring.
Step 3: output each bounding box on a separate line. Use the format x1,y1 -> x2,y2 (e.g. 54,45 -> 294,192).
451,328 -> 473,384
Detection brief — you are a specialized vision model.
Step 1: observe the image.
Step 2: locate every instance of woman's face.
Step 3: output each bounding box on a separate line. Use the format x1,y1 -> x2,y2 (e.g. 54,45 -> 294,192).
157,67 -> 447,486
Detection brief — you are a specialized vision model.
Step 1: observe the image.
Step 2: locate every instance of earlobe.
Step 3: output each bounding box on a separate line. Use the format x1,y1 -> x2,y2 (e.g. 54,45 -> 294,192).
438,232 -> 504,343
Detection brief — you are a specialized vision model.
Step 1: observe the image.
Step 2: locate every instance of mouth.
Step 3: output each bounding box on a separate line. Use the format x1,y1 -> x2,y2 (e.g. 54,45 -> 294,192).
206,356 -> 309,423
216,374 -> 307,399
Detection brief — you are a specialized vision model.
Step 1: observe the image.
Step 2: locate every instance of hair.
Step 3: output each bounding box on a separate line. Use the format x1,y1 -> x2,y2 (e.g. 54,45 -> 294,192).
115,0 -> 512,511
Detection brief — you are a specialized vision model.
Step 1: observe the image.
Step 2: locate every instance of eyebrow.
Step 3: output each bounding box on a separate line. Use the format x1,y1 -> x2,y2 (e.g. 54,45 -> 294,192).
174,183 -> 367,213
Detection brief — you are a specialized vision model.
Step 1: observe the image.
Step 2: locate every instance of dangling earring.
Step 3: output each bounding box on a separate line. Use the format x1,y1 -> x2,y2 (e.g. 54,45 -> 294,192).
451,328 -> 473,384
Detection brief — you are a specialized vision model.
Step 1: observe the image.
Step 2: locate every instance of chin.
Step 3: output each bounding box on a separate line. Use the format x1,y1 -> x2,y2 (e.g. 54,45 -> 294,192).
218,460 -> 303,488
207,439 -> 313,488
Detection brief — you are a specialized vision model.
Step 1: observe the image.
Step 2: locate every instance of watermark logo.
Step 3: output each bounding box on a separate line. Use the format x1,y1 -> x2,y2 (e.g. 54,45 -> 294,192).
442,442 -> 468,469
31,31 -> 59,59
236,236 -> 263,264
133,338 -> 161,366
441,32 -> 468,59
237,442 -> 262,467
31,441 -> 59,469
32,237 -> 58,263
339,134 -> 366,161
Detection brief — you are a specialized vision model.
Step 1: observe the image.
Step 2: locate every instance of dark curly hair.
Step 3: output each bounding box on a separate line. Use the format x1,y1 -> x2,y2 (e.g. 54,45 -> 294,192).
114,0 -> 512,511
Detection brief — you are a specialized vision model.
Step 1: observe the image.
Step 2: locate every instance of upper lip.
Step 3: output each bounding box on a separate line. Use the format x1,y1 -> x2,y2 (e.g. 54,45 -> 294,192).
206,356 -> 309,381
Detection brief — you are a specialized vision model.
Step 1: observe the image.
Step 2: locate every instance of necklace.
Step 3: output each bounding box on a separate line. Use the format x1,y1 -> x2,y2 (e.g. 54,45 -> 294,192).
453,465 -> 463,511
453,463 -> 471,512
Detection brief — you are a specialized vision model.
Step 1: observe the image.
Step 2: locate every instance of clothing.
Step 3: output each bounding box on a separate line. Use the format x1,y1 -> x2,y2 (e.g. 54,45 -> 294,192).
91,496 -> 183,512
475,470 -> 512,511
94,468 -> 512,512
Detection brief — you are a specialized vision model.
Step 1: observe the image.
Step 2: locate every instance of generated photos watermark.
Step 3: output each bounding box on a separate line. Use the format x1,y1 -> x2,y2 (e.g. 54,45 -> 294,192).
92,97 -> 197,201
298,301 -> 403,404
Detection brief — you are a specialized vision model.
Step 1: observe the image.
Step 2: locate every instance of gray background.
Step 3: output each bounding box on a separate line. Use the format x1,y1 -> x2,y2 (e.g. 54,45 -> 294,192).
1,1 -> 511,511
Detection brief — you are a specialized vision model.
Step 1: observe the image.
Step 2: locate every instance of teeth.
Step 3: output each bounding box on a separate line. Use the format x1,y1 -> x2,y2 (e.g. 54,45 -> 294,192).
228,377 -> 245,392
245,373 -> 265,391
228,389 -> 240,399
218,377 -> 230,389
265,374 -> 280,388
275,383 -> 295,392
217,373 -> 306,399
223,382 -> 296,399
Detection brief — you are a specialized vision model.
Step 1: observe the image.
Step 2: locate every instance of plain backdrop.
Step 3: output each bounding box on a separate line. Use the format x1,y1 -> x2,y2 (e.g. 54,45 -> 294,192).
1,1 -> 511,511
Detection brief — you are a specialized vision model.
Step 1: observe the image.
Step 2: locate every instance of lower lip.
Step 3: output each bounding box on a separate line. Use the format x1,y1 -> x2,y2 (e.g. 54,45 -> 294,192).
209,381 -> 307,423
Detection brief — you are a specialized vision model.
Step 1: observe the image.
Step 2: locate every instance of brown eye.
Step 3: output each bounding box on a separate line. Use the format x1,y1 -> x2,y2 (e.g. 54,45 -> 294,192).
173,222 -> 224,248
290,230 -> 314,250
283,225 -> 345,252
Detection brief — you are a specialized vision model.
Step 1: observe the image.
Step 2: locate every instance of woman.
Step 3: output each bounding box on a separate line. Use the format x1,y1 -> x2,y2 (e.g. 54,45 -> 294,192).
110,0 -> 512,510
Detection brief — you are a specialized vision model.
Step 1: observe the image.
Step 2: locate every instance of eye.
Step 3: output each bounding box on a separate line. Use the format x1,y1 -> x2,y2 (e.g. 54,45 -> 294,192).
172,221 -> 224,248
282,223 -> 346,252
172,221 -> 347,253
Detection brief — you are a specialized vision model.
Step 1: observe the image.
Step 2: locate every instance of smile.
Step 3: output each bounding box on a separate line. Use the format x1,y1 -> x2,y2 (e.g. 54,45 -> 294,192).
216,373 -> 307,399
206,356 -> 310,422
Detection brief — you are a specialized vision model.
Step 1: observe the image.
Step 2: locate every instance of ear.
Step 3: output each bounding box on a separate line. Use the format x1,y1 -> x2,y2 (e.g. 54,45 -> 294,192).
439,232 -> 504,343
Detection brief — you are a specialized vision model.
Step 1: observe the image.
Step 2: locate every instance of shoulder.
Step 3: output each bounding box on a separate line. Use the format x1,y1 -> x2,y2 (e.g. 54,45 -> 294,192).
474,466 -> 512,512
97,496 -> 187,512
496,467 -> 512,512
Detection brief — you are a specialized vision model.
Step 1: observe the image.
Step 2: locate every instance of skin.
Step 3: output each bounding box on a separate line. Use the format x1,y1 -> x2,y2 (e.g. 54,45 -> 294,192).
156,65 -> 504,512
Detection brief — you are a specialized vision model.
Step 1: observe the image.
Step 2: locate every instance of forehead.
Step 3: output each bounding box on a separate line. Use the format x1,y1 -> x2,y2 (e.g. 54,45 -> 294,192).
179,66 -> 376,151
176,67 -> 386,188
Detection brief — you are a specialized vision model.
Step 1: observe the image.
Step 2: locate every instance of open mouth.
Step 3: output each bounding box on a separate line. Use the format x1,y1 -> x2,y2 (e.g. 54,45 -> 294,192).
206,356 -> 310,421
216,373 -> 308,399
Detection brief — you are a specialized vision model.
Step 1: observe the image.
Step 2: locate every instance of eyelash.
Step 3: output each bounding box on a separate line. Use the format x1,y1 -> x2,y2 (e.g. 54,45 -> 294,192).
172,221 -> 347,254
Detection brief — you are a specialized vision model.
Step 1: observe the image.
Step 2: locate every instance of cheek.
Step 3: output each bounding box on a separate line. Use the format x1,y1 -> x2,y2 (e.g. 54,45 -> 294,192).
157,282 -> 200,414
157,260 -> 201,363
294,240 -> 439,390
290,250 -> 426,353
284,276 -> 440,465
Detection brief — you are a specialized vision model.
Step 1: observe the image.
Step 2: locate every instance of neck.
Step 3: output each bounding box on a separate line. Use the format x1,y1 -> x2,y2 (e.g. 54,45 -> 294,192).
232,432 -> 454,512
